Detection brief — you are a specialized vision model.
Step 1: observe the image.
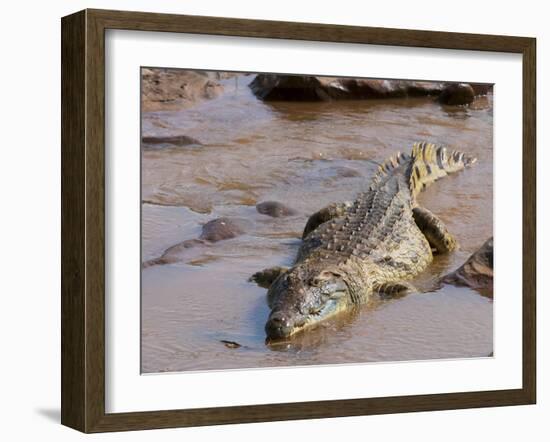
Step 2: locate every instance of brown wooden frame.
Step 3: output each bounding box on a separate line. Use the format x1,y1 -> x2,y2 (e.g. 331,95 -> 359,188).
61,8 -> 536,433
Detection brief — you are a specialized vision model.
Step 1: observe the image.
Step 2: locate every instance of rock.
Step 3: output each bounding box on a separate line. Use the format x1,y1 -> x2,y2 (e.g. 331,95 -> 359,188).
141,134 -> 202,147
220,340 -> 242,349
141,239 -> 206,268
141,68 -> 224,112
199,217 -> 248,242
439,83 -> 475,106
406,81 -> 447,97
179,238 -> 205,248
442,237 -> 493,294
249,75 -> 491,106
249,74 -> 446,101
336,78 -> 407,99
250,75 -> 332,101
141,219 -> 249,268
470,83 -> 493,96
256,201 -> 298,218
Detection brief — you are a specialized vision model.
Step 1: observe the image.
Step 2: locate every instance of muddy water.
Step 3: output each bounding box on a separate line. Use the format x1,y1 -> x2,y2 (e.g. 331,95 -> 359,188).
141,74 -> 493,373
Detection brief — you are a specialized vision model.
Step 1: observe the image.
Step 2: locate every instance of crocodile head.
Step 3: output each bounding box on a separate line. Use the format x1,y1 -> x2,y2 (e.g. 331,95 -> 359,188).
265,265 -> 351,340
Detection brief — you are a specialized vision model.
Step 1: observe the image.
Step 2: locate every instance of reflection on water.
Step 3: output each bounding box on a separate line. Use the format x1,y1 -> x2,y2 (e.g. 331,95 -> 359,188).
141,74 -> 493,373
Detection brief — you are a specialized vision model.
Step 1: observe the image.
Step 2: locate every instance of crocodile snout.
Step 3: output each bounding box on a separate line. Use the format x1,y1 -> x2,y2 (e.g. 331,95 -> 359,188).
265,311 -> 294,339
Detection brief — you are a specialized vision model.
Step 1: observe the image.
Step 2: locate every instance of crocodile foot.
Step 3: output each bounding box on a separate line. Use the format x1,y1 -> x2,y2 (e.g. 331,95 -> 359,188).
375,281 -> 417,299
249,266 -> 289,288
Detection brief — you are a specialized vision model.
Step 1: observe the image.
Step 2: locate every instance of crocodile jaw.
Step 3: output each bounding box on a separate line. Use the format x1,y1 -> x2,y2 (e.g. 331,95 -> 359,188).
265,292 -> 349,340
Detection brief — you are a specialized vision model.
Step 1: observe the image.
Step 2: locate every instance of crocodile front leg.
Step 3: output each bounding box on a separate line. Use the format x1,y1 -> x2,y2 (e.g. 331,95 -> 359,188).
412,206 -> 458,253
374,281 -> 417,299
302,201 -> 352,239
249,266 -> 289,288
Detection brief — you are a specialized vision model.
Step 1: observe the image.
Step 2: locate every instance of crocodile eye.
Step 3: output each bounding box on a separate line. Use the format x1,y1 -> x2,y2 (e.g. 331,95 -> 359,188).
316,270 -> 342,282
310,305 -> 323,315
310,270 -> 343,287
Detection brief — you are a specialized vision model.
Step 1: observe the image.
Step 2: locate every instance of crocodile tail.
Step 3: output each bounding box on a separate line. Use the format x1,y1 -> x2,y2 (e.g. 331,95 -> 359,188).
409,141 -> 477,197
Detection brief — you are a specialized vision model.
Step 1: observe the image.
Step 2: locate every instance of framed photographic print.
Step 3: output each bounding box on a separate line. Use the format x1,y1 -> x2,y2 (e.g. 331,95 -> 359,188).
61,9 -> 536,433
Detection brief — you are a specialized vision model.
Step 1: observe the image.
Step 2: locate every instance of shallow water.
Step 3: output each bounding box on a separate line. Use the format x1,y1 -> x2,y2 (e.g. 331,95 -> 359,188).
141,74 -> 493,373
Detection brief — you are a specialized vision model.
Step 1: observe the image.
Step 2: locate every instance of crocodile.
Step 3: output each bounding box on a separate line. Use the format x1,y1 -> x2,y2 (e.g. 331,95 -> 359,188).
251,142 -> 477,340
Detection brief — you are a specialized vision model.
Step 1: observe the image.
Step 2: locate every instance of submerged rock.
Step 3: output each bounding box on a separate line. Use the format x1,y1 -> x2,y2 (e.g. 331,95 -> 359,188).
142,217 -> 250,268
141,239 -> 205,268
442,237 -> 493,293
256,201 -> 298,218
220,340 -> 242,349
199,217 -> 249,242
439,83 -> 475,106
141,134 -> 202,147
320,166 -> 362,179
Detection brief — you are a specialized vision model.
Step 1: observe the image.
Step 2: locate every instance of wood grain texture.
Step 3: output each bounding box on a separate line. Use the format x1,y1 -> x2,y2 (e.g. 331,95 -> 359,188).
60,8 -> 537,433
90,8 -> 532,53
85,9 -> 107,432
522,38 -> 536,403
61,10 -> 86,432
